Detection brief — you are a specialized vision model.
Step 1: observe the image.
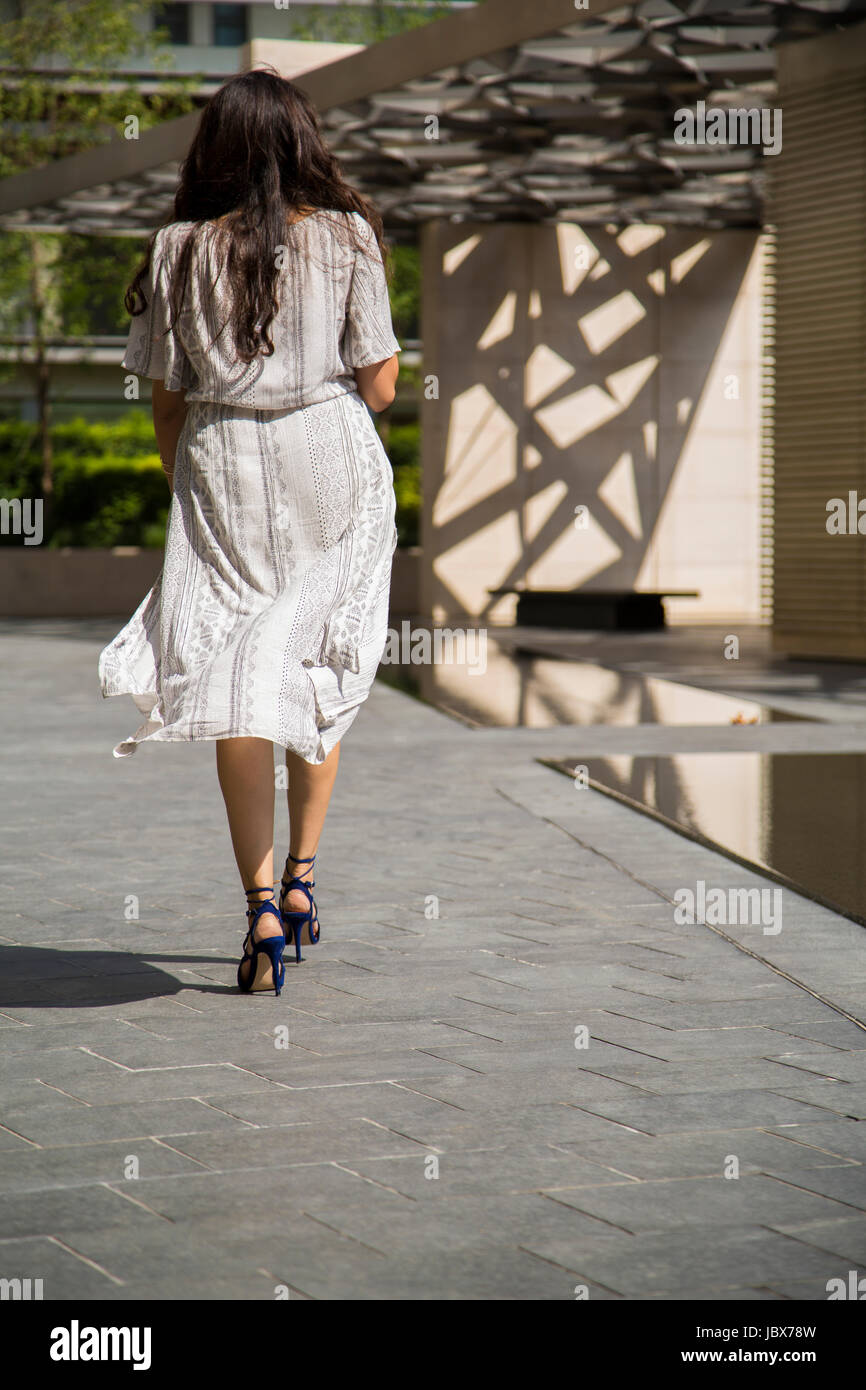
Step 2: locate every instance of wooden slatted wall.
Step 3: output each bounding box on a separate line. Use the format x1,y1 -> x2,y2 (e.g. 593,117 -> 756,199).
770,24 -> 866,659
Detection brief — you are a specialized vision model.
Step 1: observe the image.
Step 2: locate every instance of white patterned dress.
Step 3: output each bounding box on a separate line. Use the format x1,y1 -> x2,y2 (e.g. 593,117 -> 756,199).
98,210 -> 401,764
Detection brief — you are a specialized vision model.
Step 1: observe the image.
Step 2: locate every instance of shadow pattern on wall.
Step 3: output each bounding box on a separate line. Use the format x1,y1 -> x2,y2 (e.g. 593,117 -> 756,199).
420,221 -> 760,624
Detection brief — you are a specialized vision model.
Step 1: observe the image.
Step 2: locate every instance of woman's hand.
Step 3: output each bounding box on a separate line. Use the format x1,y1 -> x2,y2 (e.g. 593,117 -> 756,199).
151,379 -> 189,492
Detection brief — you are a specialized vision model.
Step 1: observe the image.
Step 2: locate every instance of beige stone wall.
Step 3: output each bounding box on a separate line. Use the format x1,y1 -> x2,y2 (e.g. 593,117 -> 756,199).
0,547 -> 419,619
420,219 -> 766,626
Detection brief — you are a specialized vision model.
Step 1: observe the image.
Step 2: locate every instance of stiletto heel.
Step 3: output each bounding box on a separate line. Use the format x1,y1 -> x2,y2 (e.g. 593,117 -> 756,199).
256,937 -> 286,997
279,852 -> 320,964
237,887 -> 285,996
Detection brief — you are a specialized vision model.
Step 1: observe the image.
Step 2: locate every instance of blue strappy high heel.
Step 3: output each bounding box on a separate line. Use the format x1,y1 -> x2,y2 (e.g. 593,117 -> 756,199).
279,853 -> 320,964
237,886 -> 285,996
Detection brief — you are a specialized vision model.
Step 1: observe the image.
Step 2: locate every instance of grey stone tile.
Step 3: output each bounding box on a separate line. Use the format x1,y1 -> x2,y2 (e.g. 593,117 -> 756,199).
41,1063 -> 290,1107
760,1277 -> 848,1299
768,1214 -> 866,1264
117,1163 -> 411,1228
542,1225 -> 851,1298
582,1057 -> 815,1095
557,1088 -> 839,1136
57,1223 -> 274,1294
202,1077 -> 468,1138
0,1138 -> 207,1192
2,1095 -> 254,1146
328,1143 -> 633,1201
643,1285 -> 786,1300
370,1064 -> 649,1111
364,1101 -> 639,1152
287,1243 -> 578,1300
609,979 -> 818,1004
386,1081 -> 643,1140
215,1227 -> 398,1301
163,1116 -> 428,1171
261,1018 -> 482,1058
599,998 -> 838,1030
553,1128 -> 860,1181
0,1236 -> 124,1296
94,1273 -> 279,1301
765,1020 -> 866,1050
766,1079 -> 866,1116
295,1190 -> 571,1253
767,1051 -> 866,1084
222,1047 -> 497,1089
758,1165 -> 866,1211
0,1123 -> 37,1152
0,1018 -> 191,1054
763,1121 -> 866,1164
588,1017 -> 821,1062
0,1045 -> 142,1085
0,1184 -> 169,1238
432,1010 -> 584,1045
285,994 -> 507,1025
546,1173 -> 853,1234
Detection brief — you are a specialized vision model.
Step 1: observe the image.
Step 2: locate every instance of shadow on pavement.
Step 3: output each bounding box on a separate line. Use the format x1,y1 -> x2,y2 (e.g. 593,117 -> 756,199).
0,943 -> 237,1005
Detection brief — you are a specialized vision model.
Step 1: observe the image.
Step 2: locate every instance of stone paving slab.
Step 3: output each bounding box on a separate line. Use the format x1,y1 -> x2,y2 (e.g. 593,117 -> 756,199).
518,1225 -> 850,1299
0,1138 -> 208,1193
553,1088 -> 845,1134
768,1216 -> 866,1263
546,1172 -> 853,1233
764,1019 -> 866,1049
0,1236 -> 127,1296
0,620 -> 864,1299
764,1120 -> 866,1162
554,1128 -> 860,1180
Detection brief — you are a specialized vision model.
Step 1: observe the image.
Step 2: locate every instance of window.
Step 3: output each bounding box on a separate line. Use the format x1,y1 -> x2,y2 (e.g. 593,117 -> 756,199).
154,3 -> 190,46
213,3 -> 247,47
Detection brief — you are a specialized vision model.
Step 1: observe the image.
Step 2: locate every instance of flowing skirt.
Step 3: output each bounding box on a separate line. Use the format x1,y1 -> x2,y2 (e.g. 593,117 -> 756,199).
98,391 -> 397,764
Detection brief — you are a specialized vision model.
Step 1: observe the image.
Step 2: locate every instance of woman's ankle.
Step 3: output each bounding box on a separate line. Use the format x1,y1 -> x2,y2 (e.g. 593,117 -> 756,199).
245,887 -> 282,940
283,851 -> 315,881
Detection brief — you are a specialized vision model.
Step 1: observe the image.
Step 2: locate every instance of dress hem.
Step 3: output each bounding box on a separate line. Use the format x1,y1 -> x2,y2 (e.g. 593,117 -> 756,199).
101,668 -> 350,766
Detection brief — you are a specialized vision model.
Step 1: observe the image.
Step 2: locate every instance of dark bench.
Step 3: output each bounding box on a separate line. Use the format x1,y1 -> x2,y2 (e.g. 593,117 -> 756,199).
488,588 -> 700,631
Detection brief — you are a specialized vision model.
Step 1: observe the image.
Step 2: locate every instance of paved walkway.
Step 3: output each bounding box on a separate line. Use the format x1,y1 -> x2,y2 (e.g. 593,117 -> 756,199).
1,620 -> 865,1300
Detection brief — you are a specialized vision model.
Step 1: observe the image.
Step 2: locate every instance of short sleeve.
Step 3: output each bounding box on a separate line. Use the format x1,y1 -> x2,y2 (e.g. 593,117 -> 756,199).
340,214 -> 402,370
122,226 -> 193,392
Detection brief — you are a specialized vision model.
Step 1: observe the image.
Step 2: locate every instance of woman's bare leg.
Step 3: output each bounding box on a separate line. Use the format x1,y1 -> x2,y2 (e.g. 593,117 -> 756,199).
216,736 -> 282,942
282,743 -> 340,912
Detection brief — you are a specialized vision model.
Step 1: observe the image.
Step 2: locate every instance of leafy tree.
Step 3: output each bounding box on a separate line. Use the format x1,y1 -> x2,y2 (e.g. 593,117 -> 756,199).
388,244 -> 420,341
0,0 -> 429,538
56,235 -> 149,337
285,0 -> 453,45
0,0 -> 197,533
0,0 -> 194,179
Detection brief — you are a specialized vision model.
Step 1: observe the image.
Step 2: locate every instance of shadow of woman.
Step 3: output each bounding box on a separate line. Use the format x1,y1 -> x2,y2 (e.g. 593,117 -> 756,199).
0,942 -> 238,1007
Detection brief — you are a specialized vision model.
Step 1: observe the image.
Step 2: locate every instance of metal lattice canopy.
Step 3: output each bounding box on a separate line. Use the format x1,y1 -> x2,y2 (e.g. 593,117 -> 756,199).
2,0 -> 866,237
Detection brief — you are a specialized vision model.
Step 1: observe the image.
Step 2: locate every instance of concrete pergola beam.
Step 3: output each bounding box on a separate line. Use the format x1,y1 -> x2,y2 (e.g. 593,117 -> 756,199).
0,0 -> 613,220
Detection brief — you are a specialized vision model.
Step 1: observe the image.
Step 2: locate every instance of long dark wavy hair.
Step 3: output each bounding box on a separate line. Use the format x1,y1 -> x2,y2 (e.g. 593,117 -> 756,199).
125,68 -> 389,363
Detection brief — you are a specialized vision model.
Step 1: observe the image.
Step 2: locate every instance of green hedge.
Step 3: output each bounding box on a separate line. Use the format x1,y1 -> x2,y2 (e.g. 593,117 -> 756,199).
0,415 -> 169,549
0,411 -> 421,549
388,422 -> 420,548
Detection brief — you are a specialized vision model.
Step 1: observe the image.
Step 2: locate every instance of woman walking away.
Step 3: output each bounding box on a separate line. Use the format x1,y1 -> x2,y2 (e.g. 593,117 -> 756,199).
98,69 -> 401,997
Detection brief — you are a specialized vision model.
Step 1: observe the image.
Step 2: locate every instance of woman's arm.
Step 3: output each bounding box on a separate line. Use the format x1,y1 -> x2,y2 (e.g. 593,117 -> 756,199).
354,355 -> 399,413
151,379 -> 189,492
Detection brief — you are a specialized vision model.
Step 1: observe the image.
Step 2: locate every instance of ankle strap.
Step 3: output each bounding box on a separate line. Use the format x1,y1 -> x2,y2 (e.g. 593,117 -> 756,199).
245,885 -> 275,897
286,853 -> 316,867
246,885 -> 279,925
